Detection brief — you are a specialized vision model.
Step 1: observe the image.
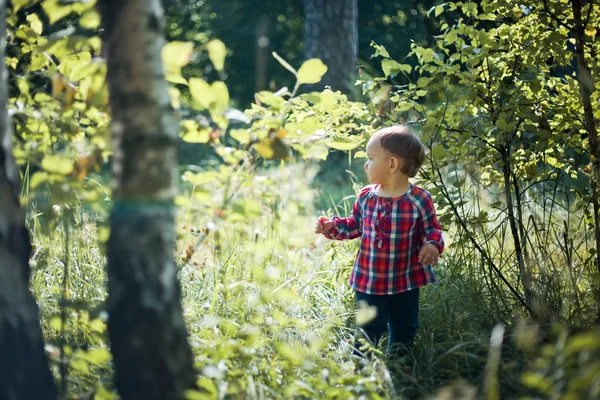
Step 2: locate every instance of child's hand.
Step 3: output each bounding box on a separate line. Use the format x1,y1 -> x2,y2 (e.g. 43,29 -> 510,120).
315,216 -> 335,234
419,243 -> 440,266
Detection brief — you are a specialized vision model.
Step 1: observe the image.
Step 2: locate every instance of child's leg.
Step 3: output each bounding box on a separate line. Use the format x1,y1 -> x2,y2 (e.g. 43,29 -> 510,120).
353,291 -> 389,357
387,287 -> 420,357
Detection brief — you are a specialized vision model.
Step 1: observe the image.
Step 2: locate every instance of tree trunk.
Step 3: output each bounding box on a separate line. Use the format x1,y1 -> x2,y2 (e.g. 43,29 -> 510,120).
571,0 -> 600,324
99,1 -> 197,398
502,148 -> 536,317
304,0 -> 357,94
0,2 -> 58,398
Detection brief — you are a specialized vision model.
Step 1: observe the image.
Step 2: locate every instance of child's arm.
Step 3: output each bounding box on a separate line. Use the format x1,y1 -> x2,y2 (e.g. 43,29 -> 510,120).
315,189 -> 365,240
418,191 -> 444,265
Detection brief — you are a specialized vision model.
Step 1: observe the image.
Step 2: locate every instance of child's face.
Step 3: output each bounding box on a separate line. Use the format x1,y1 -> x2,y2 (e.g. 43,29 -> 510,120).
364,135 -> 401,184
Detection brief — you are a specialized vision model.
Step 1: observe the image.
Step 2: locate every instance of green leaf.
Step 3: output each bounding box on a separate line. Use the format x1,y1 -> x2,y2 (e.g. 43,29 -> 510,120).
182,171 -> 220,186
13,0 -> 35,12
297,59 -> 328,84
417,77 -> 433,88
430,144 -> 445,159
162,41 -> 194,74
30,171 -> 48,190
371,42 -> 390,58
526,164 -> 538,178
189,78 -> 214,110
230,129 -> 250,144
381,59 -> 411,78
70,359 -> 89,373
435,4 -> 444,17
42,0 -> 74,24
302,93 -> 321,103
82,348 -> 111,366
326,139 -> 360,151
69,61 -> 97,81
253,138 -> 290,160
272,52 -> 297,76
206,39 -> 226,72
210,81 -> 229,112
255,91 -> 284,107
26,14 -> 43,35
168,87 -> 181,109
181,128 -> 211,143
165,73 -> 189,86
79,10 -> 101,29
232,199 -> 263,219
186,377 -> 218,399
41,155 -> 74,175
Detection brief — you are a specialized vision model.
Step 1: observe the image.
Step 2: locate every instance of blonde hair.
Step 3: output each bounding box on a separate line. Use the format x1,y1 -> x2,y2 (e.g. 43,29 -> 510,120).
374,125 -> 426,177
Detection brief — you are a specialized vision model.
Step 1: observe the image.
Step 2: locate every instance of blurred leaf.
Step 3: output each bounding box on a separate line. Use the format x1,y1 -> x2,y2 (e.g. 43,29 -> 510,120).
162,41 -> 194,74
356,304 -> 378,326
206,39 -> 226,72
272,52 -> 297,76
326,139 -> 360,151
79,10 -> 100,29
253,137 -> 290,160
13,0 -> 35,12
232,199 -> 262,218
26,14 -> 43,35
565,332 -> 600,355
41,155 -> 74,175
230,129 -> 250,144
30,172 -> 49,190
255,91 -> 284,107
381,59 -> 411,78
297,59 -> 328,84
210,81 -> 229,112
82,348 -> 111,366
168,87 -> 181,109
182,171 -> 220,186
166,73 -> 188,86
189,78 -> 214,110
182,127 -> 211,143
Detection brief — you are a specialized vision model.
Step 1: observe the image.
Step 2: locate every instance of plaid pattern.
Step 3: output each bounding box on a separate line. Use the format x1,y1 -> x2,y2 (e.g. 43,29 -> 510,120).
325,184 -> 444,295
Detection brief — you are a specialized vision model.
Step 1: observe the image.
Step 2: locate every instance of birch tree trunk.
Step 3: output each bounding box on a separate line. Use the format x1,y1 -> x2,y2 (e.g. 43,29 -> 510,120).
304,0 -> 358,94
0,1 -> 58,398
99,0 -> 196,398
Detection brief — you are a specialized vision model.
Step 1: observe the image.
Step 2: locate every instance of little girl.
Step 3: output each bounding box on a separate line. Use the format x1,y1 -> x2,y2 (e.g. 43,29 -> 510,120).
315,125 -> 444,359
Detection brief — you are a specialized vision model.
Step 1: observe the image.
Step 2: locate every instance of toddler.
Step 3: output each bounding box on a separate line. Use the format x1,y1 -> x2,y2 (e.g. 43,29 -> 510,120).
315,125 -> 444,359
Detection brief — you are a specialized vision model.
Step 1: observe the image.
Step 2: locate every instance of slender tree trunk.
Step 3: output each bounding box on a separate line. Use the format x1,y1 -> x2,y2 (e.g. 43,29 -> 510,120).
304,0 -> 357,94
0,2 -> 58,398
572,0 -> 600,323
99,1 -> 197,398
502,148 -> 536,316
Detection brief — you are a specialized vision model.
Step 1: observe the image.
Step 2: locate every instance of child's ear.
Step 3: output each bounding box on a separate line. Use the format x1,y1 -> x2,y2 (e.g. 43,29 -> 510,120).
389,157 -> 400,172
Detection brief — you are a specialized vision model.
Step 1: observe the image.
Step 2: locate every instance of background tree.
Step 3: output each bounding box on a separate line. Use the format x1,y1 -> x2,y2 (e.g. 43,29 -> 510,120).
0,1 -> 57,398
303,0 -> 358,94
99,0 -> 196,398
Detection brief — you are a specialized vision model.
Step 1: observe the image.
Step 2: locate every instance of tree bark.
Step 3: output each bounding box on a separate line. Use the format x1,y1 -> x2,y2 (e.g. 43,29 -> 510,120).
304,0 -> 357,94
502,148 -> 536,317
0,2 -> 58,398
571,0 -> 600,324
99,1 -> 197,398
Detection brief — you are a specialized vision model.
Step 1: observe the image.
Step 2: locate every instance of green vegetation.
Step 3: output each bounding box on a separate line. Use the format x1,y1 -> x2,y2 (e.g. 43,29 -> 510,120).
3,0 -> 600,399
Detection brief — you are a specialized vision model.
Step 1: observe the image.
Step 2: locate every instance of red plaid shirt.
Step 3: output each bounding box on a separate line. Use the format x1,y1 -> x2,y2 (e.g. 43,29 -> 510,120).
324,184 -> 444,295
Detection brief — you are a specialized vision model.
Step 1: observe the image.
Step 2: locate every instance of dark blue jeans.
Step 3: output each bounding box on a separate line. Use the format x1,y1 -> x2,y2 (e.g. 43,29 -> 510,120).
353,288 -> 420,358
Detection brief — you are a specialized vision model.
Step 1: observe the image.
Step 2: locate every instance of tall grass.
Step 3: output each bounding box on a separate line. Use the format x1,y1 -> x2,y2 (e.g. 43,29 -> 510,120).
27,164 -> 600,399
